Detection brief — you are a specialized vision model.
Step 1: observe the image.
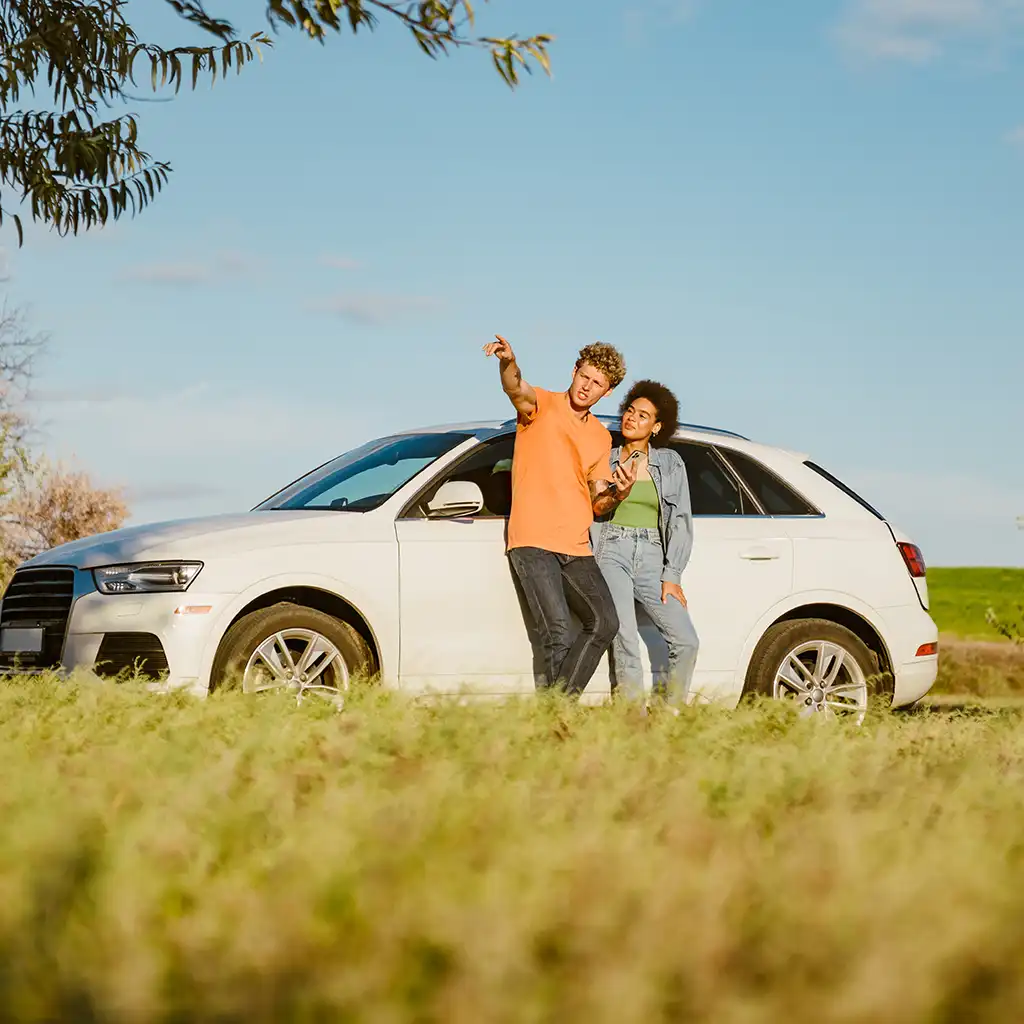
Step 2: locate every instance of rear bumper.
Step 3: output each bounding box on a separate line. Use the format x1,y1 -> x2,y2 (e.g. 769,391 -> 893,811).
892,655 -> 938,708
879,602 -> 940,707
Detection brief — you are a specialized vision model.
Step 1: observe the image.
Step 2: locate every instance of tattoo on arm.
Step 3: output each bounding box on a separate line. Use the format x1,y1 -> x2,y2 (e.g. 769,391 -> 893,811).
590,480 -> 622,517
499,359 -> 537,419
503,362 -> 522,395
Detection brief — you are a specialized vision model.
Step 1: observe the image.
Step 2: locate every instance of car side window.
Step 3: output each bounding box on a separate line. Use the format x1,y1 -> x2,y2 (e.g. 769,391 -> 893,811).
669,442 -> 752,516
719,449 -> 818,516
404,436 -> 516,520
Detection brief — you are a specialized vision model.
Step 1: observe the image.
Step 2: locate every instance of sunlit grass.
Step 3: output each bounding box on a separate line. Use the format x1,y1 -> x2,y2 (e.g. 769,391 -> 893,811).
3,674 -> 1024,1021
928,567 -> 1024,641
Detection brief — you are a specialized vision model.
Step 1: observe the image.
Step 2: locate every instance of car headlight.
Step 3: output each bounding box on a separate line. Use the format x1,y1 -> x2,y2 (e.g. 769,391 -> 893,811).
93,562 -> 203,594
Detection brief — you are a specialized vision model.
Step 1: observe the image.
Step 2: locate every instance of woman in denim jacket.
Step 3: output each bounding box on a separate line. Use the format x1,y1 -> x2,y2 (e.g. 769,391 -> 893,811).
590,381 -> 699,709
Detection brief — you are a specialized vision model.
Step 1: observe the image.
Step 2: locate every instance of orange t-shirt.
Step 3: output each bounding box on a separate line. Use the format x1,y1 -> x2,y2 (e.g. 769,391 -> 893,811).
507,388 -> 613,557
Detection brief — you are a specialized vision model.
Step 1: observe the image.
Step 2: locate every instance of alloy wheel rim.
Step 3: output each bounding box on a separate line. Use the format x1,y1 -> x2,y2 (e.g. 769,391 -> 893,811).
772,640 -> 868,723
242,628 -> 348,705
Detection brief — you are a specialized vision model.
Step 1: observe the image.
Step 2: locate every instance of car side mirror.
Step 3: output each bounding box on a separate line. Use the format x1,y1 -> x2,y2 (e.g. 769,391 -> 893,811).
425,480 -> 484,519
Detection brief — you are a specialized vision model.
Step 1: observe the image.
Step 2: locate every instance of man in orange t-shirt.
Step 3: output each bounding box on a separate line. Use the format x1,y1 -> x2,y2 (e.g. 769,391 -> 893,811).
483,335 -> 638,696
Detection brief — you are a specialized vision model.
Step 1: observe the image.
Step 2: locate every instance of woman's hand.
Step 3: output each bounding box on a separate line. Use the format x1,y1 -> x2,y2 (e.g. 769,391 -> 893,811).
662,581 -> 687,607
610,456 -> 638,499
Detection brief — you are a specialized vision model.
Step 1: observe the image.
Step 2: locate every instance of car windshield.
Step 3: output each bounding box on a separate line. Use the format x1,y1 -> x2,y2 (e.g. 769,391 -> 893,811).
255,432 -> 472,513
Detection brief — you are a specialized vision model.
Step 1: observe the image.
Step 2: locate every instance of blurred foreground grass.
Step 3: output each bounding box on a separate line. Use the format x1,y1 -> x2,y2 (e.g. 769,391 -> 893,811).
4,677 -> 1024,1022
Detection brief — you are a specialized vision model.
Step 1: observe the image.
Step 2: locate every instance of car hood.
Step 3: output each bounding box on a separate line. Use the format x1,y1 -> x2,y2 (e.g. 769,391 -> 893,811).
22,511 -> 367,570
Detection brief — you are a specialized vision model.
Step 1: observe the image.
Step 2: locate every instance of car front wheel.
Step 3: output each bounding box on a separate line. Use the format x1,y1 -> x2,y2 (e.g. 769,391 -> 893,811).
211,602 -> 373,703
744,618 -> 891,721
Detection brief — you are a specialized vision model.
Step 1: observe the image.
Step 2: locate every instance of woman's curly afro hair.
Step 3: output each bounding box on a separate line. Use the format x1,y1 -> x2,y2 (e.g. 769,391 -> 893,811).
619,380 -> 680,448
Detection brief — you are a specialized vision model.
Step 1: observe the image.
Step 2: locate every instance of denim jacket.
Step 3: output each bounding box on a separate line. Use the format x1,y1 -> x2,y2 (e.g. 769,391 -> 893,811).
590,446 -> 694,585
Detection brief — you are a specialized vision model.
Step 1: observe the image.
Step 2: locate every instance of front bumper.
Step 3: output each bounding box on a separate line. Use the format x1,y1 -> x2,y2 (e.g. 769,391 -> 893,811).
61,586 -> 229,696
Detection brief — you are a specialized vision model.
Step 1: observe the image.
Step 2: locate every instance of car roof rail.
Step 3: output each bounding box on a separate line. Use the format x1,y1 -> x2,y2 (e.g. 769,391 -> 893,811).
594,415 -> 749,440
499,415 -> 747,440
678,422 -> 749,440
498,416 -> 749,441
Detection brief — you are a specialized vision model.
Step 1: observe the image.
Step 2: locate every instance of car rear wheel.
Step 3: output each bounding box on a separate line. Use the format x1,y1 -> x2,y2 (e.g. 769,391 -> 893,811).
211,602 -> 373,704
744,618 -> 891,722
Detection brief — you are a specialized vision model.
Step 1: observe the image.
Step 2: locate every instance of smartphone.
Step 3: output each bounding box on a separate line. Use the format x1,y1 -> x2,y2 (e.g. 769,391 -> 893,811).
608,451 -> 642,494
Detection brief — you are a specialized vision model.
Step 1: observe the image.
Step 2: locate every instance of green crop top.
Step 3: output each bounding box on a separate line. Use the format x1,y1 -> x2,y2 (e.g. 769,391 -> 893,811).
610,477 -> 659,529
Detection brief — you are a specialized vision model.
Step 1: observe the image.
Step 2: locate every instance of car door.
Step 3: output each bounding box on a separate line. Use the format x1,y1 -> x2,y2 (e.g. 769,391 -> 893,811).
394,435 -> 539,695
591,441 -> 795,705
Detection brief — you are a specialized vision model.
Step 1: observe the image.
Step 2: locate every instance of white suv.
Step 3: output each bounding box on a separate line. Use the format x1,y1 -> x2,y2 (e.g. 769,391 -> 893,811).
0,419 -> 939,715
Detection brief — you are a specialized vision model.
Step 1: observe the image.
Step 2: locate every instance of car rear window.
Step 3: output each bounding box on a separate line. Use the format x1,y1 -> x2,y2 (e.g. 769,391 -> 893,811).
803,461 -> 886,521
720,449 -> 818,516
669,441 -> 754,516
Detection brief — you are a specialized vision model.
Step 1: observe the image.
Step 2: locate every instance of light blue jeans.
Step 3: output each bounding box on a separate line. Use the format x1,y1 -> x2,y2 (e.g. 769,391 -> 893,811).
596,525 -> 700,706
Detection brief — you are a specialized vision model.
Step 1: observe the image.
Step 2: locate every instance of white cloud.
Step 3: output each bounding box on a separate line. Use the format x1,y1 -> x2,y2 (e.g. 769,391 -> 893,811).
118,250 -> 266,287
121,262 -> 210,286
126,482 -> 228,506
29,387 -> 135,404
309,293 -> 445,326
835,0 -> 1024,62
1005,123 -> 1024,145
624,0 -> 700,40
28,381 -> 376,523
320,254 -> 362,271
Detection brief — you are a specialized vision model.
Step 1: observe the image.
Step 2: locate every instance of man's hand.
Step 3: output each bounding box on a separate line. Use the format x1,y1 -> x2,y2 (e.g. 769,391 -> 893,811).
483,335 -> 515,363
483,335 -> 537,420
591,458 -> 639,517
662,582 -> 687,607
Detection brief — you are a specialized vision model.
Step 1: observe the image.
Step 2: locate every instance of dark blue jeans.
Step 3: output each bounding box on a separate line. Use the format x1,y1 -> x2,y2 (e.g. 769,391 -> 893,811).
508,546 -> 619,697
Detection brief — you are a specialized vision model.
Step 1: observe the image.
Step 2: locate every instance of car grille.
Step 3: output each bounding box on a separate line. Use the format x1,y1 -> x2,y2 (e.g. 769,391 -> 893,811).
0,567 -> 75,670
95,632 -> 169,680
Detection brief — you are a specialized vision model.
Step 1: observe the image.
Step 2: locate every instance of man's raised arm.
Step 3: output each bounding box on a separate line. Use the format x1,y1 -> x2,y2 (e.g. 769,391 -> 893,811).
483,335 -> 538,421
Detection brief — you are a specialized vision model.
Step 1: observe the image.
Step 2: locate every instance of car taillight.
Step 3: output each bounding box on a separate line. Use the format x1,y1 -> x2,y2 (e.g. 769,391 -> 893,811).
898,542 -> 926,578
916,642 -> 938,657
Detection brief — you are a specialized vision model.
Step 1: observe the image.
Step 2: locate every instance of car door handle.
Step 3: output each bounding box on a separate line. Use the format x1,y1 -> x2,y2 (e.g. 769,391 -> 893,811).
739,547 -> 781,561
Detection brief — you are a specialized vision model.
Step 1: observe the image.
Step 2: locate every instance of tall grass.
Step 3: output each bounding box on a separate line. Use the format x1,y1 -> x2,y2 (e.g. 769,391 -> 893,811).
3,676 -> 1024,1021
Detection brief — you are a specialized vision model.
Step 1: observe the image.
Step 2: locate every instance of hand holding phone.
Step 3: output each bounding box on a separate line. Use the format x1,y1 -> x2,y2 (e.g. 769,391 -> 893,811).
608,451 -> 642,494
611,456 -> 639,499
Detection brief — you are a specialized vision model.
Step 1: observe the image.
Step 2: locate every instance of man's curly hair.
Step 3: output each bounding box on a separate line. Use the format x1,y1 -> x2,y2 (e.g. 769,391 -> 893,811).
576,342 -> 626,389
619,379 -> 680,448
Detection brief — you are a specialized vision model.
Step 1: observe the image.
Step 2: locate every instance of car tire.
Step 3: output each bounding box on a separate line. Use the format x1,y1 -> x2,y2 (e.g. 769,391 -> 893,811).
210,602 -> 374,698
743,618 -> 892,718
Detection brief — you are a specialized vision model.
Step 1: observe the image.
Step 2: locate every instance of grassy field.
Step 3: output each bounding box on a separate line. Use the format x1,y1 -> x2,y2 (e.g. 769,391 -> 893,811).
926,568 -> 1024,695
0,568 -> 1020,1021
927,567 -> 1023,641
4,678 -> 1024,1022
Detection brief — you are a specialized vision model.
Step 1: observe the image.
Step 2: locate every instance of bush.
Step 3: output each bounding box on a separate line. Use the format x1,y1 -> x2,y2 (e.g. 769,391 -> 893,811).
0,458 -> 126,578
0,303 -> 127,586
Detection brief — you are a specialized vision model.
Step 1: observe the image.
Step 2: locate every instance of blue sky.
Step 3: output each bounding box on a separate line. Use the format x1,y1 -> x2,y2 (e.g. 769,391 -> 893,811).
2,0 -> 1022,565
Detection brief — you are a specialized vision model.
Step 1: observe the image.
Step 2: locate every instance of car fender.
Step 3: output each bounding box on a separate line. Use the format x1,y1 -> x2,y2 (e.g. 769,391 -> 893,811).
735,589 -> 894,684
196,571 -> 391,691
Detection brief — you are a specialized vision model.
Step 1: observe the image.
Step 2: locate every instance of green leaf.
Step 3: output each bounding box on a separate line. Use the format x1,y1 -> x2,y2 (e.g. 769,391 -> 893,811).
0,0 -> 550,243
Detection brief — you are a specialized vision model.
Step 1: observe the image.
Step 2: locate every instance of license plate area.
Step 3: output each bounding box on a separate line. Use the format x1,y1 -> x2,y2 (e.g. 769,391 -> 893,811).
1,627 -> 44,654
